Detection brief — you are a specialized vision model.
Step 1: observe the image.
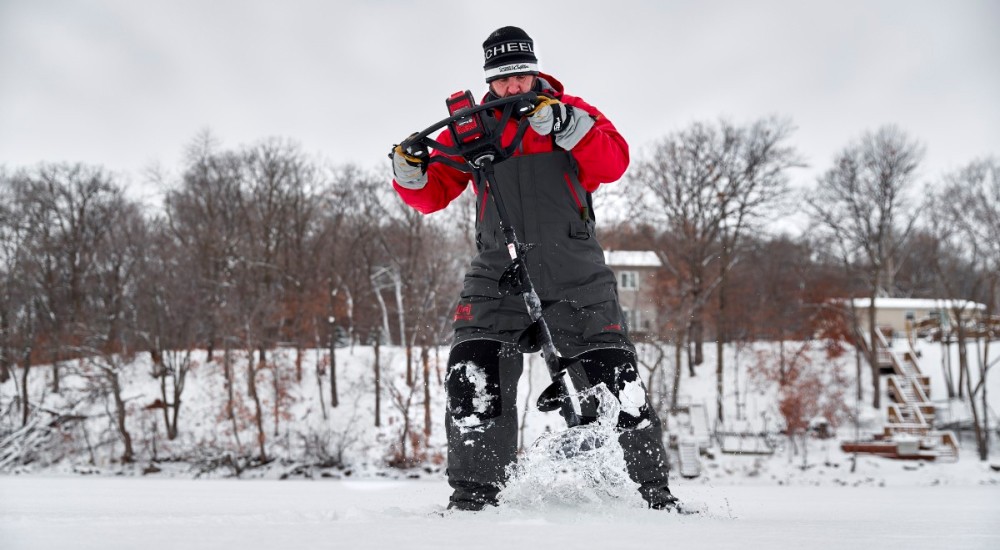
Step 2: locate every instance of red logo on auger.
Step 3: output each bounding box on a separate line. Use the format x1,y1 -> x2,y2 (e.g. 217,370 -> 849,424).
454,303 -> 473,321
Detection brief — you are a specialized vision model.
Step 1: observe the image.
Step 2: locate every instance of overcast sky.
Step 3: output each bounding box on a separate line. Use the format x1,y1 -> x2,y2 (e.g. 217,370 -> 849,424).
2,0 -> 998,219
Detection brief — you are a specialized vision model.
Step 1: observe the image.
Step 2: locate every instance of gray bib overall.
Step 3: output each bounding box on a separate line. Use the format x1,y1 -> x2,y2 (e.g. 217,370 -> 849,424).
451,151 -> 635,358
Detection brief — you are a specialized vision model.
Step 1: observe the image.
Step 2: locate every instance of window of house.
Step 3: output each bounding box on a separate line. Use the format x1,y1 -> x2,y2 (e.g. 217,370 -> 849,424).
622,307 -> 641,331
619,270 -> 638,290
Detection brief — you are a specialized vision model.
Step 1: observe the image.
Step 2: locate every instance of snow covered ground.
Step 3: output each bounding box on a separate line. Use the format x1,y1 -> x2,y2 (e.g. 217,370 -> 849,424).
2,337 -> 998,549
2,475 -> 998,550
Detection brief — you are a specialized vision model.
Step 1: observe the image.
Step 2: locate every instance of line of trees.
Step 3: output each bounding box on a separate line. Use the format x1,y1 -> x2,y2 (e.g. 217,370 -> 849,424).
1,133 -> 474,464
1,120 -> 997,464
614,120 -> 997,460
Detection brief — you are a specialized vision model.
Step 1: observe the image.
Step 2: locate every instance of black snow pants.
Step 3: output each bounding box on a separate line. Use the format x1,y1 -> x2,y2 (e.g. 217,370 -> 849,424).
445,339 -> 673,509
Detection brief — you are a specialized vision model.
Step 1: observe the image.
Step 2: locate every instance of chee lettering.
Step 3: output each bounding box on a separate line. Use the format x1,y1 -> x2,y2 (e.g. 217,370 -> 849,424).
484,41 -> 534,60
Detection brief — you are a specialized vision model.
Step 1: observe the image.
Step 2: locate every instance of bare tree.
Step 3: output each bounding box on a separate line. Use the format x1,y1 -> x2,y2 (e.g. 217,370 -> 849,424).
627,117 -> 801,421
313,164 -> 378,407
8,165 -> 123,393
164,134 -> 244,360
806,125 -> 924,409
69,185 -> 147,464
136,217 -> 203,440
0,175 -> 35,403
930,158 -> 1000,460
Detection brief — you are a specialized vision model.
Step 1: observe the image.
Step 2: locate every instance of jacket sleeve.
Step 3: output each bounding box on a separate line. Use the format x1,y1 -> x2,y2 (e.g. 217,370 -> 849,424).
561,95 -> 630,192
392,128 -> 471,214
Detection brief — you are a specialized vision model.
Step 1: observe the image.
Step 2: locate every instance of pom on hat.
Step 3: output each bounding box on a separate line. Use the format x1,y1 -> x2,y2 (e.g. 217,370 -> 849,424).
482,26 -> 539,82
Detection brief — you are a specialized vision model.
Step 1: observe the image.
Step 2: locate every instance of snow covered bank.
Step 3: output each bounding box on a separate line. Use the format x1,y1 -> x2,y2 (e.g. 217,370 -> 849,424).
1,339 -> 996,483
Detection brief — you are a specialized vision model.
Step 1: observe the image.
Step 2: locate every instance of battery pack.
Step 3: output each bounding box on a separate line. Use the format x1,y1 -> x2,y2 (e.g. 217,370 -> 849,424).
446,90 -> 485,144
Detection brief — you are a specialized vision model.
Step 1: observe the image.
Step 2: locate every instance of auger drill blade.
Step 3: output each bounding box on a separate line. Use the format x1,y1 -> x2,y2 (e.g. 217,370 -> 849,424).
537,380 -> 569,412
535,357 -> 583,413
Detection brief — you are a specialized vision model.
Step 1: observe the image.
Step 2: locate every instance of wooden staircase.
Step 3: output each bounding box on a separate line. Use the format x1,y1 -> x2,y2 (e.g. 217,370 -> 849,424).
841,326 -> 959,461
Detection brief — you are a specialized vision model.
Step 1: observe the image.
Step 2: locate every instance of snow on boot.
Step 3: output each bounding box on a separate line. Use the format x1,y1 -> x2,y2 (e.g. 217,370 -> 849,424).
448,483 -> 500,512
642,487 -> 696,514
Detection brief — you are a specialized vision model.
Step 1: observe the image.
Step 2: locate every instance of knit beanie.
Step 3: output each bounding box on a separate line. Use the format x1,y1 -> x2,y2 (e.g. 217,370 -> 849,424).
482,26 -> 539,82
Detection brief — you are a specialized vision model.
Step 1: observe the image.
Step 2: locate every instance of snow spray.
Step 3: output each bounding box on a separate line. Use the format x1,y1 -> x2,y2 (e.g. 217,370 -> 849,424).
498,384 -> 646,510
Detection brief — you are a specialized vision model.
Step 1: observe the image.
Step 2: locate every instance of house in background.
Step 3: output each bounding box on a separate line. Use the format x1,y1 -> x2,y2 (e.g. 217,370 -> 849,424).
604,250 -> 661,335
848,297 -> 987,340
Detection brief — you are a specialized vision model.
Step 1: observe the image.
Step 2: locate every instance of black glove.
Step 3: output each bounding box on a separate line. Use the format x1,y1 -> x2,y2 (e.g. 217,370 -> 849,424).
390,136 -> 428,189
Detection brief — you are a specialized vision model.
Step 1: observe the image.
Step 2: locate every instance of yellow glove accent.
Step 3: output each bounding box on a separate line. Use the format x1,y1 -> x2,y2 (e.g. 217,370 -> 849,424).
529,95 -> 561,116
394,144 -> 426,167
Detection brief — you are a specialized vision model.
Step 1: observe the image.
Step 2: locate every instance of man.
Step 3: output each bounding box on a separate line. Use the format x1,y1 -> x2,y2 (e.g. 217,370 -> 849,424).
391,26 -> 679,512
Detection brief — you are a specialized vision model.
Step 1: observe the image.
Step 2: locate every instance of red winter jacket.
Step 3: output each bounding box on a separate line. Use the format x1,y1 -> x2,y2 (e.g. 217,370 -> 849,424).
392,73 -> 629,214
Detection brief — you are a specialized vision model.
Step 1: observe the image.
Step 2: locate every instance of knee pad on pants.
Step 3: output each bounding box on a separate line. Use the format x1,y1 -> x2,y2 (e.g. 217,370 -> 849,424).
446,340 -> 503,430
577,348 -> 655,430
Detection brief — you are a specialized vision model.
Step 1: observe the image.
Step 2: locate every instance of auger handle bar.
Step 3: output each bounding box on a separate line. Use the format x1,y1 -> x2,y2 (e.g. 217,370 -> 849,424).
392,92 -> 539,172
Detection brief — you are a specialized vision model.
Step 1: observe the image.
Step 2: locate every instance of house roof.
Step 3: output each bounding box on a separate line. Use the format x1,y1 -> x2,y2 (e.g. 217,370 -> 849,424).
604,250 -> 662,267
848,297 -> 986,311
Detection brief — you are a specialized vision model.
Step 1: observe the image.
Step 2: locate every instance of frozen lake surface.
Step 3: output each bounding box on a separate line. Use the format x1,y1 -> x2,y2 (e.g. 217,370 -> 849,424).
1,476 -> 998,550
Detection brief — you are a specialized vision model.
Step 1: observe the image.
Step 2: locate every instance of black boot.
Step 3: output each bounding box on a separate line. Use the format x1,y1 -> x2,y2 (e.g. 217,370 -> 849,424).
641,484 -> 680,510
447,481 -> 500,511
641,485 -> 696,513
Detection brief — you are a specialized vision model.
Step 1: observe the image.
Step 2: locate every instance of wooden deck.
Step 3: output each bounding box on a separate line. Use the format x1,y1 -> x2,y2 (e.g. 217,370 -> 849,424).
847,326 -> 959,462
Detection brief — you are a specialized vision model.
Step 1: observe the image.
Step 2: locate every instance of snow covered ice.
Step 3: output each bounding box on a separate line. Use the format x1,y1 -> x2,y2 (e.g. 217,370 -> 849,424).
2,340 -> 999,549
5,379 -> 998,550
2,475 -> 998,550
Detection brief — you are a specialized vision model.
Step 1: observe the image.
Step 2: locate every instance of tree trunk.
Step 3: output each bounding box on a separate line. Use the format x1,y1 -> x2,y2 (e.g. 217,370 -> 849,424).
223,344 -> 243,453
716,338 -> 724,425
159,375 -> 172,438
272,349 -> 281,438
169,352 -> 188,440
109,370 -> 134,463
868,294 -> 880,410
51,346 -> 60,394
422,343 -> 431,438
399,408 -> 410,465
779,338 -> 787,385
406,344 -> 413,387
373,287 -> 392,352
391,273 -> 410,385
964,358 -> 985,461
435,345 -> 442,386
671,333 -> 683,411
329,320 -> 339,408
941,338 -> 955,399
315,344 -> 327,420
981,331 -> 991,460
248,347 -> 267,462
374,330 -> 381,428
716,269 -> 727,424
855,343 -> 863,402
20,346 -> 32,427
692,319 -> 704,366
295,345 -> 303,383
686,323 -> 696,377
957,321 -> 966,399
0,311 -> 10,384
